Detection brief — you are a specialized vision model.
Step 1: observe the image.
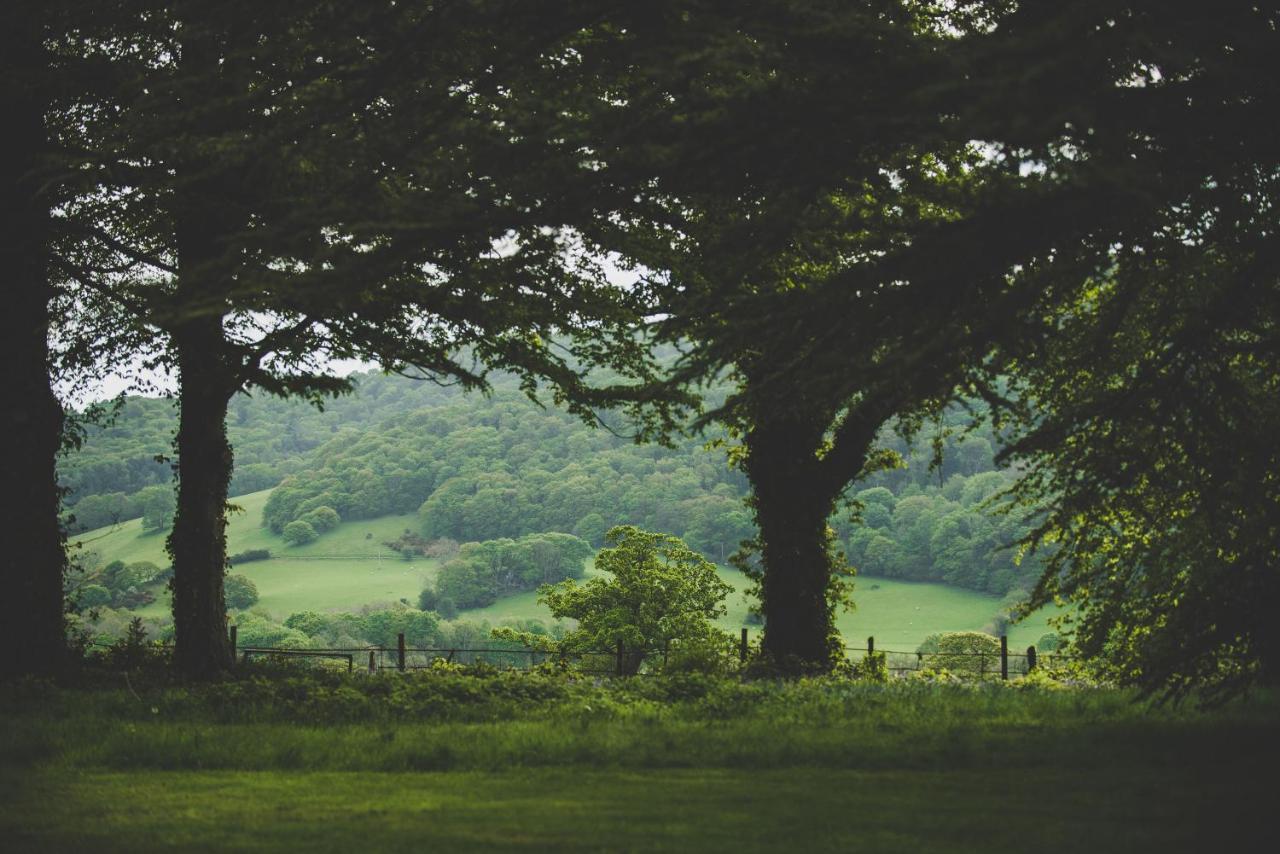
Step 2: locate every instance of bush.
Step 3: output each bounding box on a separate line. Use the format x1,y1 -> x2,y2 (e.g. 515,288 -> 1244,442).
301,506 -> 341,533
229,549 -> 271,566
282,520 -> 318,546
225,574 -> 260,610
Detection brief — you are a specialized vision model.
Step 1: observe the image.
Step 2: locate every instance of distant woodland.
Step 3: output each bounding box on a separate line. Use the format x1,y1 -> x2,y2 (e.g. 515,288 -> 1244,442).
61,369 -> 1042,599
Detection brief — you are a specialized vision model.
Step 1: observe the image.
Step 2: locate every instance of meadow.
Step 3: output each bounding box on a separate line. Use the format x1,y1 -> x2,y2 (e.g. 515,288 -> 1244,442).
0,673 -> 1272,852
77,489 -> 1059,650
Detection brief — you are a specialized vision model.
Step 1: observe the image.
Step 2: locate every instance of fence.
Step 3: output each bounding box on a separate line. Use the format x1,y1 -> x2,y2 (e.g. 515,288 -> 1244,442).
223,627 -> 1072,680
844,634 -> 1075,680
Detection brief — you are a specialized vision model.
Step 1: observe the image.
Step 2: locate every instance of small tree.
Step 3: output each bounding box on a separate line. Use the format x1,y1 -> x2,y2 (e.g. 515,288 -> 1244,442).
135,485 -> 176,533
918,631 -> 1002,676
533,526 -> 732,674
281,520 -> 318,547
79,584 -> 111,608
301,506 -> 340,533
224,574 -> 259,610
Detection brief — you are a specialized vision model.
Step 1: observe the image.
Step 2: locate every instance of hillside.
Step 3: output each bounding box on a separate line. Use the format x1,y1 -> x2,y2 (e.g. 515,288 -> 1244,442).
73,487 -> 1056,650
63,368 -> 1048,599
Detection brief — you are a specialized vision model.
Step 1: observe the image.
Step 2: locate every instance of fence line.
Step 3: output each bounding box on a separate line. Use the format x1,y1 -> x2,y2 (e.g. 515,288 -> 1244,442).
89,630 -> 1074,680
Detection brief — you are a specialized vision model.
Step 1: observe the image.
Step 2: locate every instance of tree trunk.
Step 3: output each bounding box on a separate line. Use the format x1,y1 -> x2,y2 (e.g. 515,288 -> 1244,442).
744,417 -> 840,672
164,19 -> 242,679
0,7 -> 66,680
166,315 -> 237,678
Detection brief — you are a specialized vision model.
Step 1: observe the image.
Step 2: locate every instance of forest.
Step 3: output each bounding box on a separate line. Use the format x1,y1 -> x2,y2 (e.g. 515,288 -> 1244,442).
3,1 -> 1278,850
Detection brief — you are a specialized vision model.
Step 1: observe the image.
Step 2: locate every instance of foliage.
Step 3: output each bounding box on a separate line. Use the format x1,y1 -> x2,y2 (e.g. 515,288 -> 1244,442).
918,632 -> 1002,676
300,506 -> 340,534
532,526 -> 733,674
227,549 -> 270,566
78,584 -> 111,609
281,520 -> 318,547
224,575 -> 259,611
134,485 -> 175,533
279,606 -> 442,649
434,533 -> 592,610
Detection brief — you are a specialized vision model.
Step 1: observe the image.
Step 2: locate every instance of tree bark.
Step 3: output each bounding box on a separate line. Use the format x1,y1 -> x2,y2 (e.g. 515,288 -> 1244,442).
0,7 -> 67,680
744,415 -> 840,672
162,18 -> 242,679
165,314 -> 237,678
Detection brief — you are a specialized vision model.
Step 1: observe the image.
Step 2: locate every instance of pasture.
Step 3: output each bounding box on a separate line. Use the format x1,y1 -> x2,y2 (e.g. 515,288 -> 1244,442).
78,489 -> 1059,650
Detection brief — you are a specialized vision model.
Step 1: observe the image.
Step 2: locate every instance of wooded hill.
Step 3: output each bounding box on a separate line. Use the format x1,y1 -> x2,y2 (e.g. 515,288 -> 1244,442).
61,371 -> 1044,598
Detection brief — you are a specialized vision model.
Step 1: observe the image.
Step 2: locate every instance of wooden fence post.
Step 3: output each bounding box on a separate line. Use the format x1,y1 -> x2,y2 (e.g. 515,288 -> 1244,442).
740,628 -> 749,663
229,625 -> 237,661
867,636 -> 874,659
1026,646 -> 1037,672
616,640 -> 624,677
1000,635 -> 1009,680
368,649 -> 376,674
397,633 -> 406,672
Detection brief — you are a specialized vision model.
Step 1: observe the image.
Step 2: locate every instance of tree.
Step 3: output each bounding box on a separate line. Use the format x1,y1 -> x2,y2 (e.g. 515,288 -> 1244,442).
1,1 -> 67,678
281,521 -> 318,547
962,1 -> 1280,702
78,585 -> 111,609
535,526 -> 732,674
917,631 -> 1002,677
223,574 -> 259,610
578,0 -> 1088,671
300,506 -> 339,534
55,1 -> 681,677
135,485 -> 176,533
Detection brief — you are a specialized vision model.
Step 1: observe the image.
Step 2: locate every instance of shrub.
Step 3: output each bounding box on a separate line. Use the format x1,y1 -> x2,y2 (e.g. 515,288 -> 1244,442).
225,574 -> 260,610
301,506 -> 340,533
229,549 -> 271,565
282,520 -> 318,546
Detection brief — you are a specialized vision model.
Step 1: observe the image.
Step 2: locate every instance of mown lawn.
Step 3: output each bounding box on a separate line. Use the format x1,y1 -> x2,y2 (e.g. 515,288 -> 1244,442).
0,674 -> 1273,852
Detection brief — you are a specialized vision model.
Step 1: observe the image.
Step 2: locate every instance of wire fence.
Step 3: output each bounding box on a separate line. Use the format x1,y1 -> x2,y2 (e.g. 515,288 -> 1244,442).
90,630 -> 1075,680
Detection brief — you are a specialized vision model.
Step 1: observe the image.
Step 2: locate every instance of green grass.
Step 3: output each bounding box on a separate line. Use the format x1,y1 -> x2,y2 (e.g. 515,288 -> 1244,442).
80,491 -> 1060,648
1,765 -> 1266,853
76,490 -> 437,618
0,679 -> 1272,851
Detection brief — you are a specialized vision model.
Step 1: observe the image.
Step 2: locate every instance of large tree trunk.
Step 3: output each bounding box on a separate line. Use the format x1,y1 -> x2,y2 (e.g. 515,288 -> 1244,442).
744,416 -> 840,672
0,7 -> 67,680
166,314 -> 237,678
163,19 -> 241,679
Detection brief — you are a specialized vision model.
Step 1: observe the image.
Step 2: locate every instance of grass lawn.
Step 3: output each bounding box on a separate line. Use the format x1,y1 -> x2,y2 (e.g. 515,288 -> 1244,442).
1,764 -> 1265,853
0,679 -> 1272,852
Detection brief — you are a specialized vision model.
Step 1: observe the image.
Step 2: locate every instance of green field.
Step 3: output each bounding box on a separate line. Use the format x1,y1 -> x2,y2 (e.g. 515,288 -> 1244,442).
76,490 -> 439,618
79,490 -> 1059,649
0,679 -> 1272,852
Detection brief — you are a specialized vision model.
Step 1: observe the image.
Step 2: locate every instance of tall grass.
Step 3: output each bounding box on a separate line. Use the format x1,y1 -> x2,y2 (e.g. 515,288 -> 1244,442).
3,671 -> 1274,774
